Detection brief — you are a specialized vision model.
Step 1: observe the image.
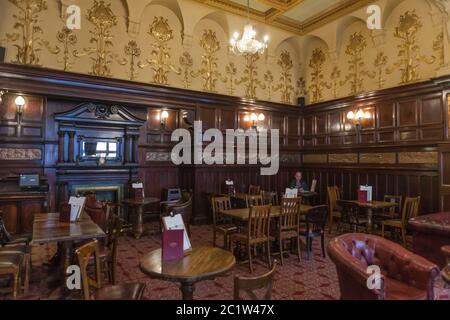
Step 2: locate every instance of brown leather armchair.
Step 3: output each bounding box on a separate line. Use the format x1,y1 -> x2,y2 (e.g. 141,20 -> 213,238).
327,233 -> 440,300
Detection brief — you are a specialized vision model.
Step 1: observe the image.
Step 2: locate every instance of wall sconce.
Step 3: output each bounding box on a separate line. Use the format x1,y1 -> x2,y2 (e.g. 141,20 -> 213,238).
346,108 -> 370,131
159,110 -> 169,129
15,95 -> 26,118
244,112 -> 265,130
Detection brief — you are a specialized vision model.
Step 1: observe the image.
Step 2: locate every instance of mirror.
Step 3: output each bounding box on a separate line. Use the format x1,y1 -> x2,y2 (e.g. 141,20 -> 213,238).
81,140 -> 118,159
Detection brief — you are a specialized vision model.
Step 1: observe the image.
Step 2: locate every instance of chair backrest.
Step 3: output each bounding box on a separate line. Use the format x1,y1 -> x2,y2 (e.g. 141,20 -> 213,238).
401,196 -> 420,226
248,185 -> 261,195
211,196 -> 232,227
234,261 -> 277,300
383,195 -> 402,216
0,216 -> 13,245
105,215 -> 124,268
279,197 -> 301,231
247,205 -> 271,240
327,186 -> 340,212
262,191 -> 279,206
336,200 -> 361,223
310,179 -> 318,193
304,205 -> 328,233
75,240 -> 102,300
246,194 -> 263,208
166,188 -> 182,202
171,194 -> 193,236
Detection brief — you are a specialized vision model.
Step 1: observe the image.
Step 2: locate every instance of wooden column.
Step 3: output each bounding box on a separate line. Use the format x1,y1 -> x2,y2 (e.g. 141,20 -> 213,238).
58,131 -> 66,163
124,134 -> 131,164
67,131 -> 75,163
132,135 -> 139,163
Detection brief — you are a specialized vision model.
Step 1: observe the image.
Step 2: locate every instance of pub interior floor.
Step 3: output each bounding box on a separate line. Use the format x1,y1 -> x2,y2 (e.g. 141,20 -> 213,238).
1,222 -> 449,300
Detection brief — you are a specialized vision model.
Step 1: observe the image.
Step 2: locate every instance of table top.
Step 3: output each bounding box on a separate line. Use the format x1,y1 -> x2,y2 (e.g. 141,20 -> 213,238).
139,246 -> 235,283
32,212 -> 106,244
122,197 -> 160,205
347,200 -> 398,209
221,204 -> 312,221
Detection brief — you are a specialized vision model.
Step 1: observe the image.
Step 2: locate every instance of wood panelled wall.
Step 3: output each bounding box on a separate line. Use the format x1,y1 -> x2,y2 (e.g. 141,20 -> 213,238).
0,63 -> 449,224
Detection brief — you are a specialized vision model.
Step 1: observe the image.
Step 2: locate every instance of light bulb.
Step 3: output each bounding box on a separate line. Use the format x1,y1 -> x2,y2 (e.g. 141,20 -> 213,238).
244,115 -> 249,122
347,111 -> 355,120
233,32 -> 239,39
161,110 -> 169,119
250,113 -> 257,121
364,111 -> 371,119
356,109 -> 364,119
263,35 -> 269,42
258,113 -> 265,121
15,95 -> 25,107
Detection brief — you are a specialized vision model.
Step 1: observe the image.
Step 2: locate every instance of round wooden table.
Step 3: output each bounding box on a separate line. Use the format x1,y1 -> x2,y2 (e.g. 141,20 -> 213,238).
122,197 -> 159,239
139,246 -> 236,300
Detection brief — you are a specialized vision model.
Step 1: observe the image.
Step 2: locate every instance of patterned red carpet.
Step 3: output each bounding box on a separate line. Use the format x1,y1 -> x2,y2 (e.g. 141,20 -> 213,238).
1,224 -> 449,300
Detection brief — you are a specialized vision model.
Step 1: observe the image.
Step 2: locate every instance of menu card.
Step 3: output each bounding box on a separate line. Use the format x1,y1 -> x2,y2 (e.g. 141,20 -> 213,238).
358,190 -> 368,203
161,213 -> 192,253
285,188 -> 298,198
162,229 -> 184,261
68,196 -> 86,222
359,185 -> 372,201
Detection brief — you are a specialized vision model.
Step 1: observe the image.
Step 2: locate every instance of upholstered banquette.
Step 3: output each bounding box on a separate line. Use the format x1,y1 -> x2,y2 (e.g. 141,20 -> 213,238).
327,233 -> 440,300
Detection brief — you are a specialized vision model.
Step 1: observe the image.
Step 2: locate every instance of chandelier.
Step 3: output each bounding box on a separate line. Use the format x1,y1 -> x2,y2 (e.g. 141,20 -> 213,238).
230,0 -> 269,55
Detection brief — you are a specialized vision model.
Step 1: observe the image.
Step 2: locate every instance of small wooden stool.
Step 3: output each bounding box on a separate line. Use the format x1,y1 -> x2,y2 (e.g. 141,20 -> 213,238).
0,254 -> 23,298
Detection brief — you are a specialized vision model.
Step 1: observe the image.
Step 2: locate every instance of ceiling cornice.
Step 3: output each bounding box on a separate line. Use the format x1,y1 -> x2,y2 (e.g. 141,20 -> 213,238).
192,0 -> 375,36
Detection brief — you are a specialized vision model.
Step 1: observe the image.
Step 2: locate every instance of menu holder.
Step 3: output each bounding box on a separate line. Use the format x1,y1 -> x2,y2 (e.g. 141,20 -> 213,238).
162,229 -> 184,261
284,188 -> 298,198
132,182 -> 144,201
161,213 -> 192,254
358,190 -> 368,203
224,179 -> 235,195
68,196 -> 86,222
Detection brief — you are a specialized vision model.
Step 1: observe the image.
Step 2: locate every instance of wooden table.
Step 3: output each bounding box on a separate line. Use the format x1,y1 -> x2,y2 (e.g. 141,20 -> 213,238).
221,204 -> 312,221
122,197 -> 160,239
347,200 -> 398,232
32,212 -> 106,295
139,246 -> 235,300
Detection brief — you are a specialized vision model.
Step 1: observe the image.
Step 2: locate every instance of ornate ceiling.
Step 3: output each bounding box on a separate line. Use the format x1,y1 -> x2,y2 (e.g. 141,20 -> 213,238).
193,0 -> 374,35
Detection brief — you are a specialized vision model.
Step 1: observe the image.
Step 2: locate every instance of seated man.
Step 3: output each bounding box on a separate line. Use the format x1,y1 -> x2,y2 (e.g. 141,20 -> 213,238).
289,171 -> 309,192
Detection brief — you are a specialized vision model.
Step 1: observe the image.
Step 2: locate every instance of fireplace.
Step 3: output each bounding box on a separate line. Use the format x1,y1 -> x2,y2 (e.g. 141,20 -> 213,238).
72,183 -> 124,203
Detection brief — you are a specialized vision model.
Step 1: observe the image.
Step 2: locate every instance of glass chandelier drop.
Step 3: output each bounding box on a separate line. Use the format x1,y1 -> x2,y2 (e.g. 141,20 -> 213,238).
230,0 -> 269,56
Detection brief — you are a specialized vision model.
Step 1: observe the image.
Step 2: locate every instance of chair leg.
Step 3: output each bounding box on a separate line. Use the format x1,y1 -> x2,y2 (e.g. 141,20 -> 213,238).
381,223 -> 385,238
23,253 -> 30,294
328,216 -> 333,234
13,271 -> 20,299
213,230 -> 216,247
320,234 -> 326,258
248,244 -> 253,273
306,237 -> 311,260
279,238 -> 284,266
401,227 -> 407,247
296,236 -> 302,263
267,240 -> 271,269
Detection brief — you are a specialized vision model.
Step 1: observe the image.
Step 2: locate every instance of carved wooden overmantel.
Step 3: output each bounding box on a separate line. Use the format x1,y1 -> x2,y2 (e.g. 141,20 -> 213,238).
55,102 -> 145,166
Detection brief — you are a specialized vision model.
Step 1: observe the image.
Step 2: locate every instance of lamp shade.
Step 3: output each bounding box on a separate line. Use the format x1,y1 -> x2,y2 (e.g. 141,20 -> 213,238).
347,111 -> 355,120
15,95 -> 25,107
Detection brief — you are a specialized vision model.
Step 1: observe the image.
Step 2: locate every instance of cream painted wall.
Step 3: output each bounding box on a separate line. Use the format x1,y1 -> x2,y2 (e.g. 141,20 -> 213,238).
0,0 -> 449,105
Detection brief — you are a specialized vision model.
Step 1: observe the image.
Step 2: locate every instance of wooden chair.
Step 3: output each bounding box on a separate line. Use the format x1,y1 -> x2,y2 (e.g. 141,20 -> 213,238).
211,196 -> 237,249
234,261 -> 277,300
0,216 -> 30,294
0,253 -> 23,299
248,185 -> 261,195
310,179 -> 318,193
336,200 -> 368,233
245,194 -> 263,208
383,195 -> 403,217
98,214 -> 124,285
381,196 -> 420,247
75,240 -> 145,300
299,205 -> 328,259
327,186 -> 342,234
277,198 -> 302,265
230,205 -> 272,273
262,191 -> 279,206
